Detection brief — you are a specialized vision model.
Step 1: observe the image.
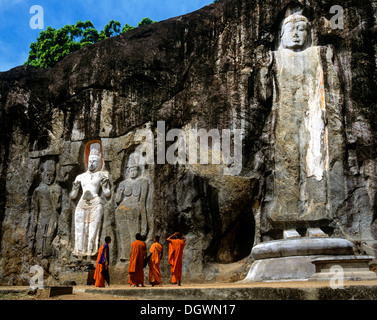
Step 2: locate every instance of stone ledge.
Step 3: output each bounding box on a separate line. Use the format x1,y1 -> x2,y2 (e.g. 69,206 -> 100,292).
80,283 -> 377,300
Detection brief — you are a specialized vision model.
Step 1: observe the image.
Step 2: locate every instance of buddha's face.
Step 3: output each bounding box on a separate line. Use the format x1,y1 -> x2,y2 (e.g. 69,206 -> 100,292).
280,19 -> 308,51
128,166 -> 139,179
43,169 -> 55,185
88,155 -> 99,172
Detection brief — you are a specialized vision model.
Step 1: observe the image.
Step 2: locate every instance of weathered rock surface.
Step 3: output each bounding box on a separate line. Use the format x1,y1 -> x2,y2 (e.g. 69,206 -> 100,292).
0,0 -> 376,285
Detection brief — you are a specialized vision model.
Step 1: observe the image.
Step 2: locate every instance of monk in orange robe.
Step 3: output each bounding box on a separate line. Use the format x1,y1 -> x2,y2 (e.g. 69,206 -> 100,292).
94,236 -> 111,287
148,235 -> 163,286
167,232 -> 186,286
128,233 -> 147,287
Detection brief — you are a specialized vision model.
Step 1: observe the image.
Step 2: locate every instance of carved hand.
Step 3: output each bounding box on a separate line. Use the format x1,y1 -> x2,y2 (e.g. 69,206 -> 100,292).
70,181 -> 81,199
258,50 -> 273,68
115,187 -> 124,204
73,181 -> 81,190
100,176 -> 109,187
100,176 -> 111,198
257,51 -> 273,102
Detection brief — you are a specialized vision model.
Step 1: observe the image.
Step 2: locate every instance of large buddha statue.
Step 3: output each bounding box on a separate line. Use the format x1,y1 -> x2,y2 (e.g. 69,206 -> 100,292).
258,12 -> 345,238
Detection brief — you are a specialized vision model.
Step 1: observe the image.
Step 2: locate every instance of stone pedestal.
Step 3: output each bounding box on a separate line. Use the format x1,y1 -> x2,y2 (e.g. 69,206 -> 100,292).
251,238 -> 354,259
242,237 -> 376,282
243,255 -> 319,282
310,255 -> 377,281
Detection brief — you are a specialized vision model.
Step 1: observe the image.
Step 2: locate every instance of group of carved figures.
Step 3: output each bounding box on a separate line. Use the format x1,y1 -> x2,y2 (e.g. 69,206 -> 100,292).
28,143 -> 150,262
27,8 -> 364,261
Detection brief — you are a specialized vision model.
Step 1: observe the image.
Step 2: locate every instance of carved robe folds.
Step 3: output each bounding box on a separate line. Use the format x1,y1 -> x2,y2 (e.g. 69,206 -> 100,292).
72,170 -> 110,256
264,45 -> 344,229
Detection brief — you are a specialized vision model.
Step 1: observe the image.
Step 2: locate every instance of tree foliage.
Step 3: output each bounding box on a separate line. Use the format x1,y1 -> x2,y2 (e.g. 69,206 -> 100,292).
138,17 -> 157,26
122,24 -> 135,33
26,18 -> 156,68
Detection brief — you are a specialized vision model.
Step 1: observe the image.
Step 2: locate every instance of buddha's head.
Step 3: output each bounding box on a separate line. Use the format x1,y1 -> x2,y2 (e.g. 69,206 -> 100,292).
127,155 -> 139,179
42,160 -> 55,185
88,149 -> 101,172
279,13 -> 310,51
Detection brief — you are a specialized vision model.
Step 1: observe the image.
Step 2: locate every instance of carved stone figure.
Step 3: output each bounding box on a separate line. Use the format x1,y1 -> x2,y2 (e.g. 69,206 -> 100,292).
28,160 -> 62,257
258,12 -> 345,238
115,153 -> 149,261
70,143 -> 111,256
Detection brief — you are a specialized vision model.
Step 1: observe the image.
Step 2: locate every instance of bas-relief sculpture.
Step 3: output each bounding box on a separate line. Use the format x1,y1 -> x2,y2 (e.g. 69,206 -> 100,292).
115,152 -> 150,261
1,0 -> 376,287
70,142 -> 111,257
258,12 -> 345,239
28,160 -> 62,257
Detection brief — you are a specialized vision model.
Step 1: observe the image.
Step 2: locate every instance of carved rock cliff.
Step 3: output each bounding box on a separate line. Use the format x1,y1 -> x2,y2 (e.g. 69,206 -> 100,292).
0,0 -> 376,284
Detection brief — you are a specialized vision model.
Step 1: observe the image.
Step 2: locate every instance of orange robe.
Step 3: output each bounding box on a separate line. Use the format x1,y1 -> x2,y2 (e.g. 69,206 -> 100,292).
148,242 -> 163,285
128,240 -> 146,285
94,243 -> 108,287
168,239 -> 185,283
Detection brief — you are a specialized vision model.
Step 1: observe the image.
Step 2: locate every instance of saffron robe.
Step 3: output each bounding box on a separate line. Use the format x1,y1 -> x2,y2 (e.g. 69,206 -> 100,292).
94,243 -> 109,287
128,240 -> 146,285
168,239 -> 185,283
148,242 -> 163,285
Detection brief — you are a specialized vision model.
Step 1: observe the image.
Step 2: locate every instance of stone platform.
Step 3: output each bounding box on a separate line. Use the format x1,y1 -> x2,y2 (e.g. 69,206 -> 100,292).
243,237 -> 377,282
70,281 -> 377,300
311,255 -> 377,281
3,281 -> 377,300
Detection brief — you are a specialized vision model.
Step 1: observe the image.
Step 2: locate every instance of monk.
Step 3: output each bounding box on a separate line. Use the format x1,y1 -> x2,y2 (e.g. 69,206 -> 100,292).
93,236 -> 111,287
148,235 -> 163,287
128,233 -> 147,287
167,232 -> 186,286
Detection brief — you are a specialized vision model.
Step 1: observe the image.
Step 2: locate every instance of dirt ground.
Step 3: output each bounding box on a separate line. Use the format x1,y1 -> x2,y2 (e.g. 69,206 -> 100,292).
2,280 -> 377,300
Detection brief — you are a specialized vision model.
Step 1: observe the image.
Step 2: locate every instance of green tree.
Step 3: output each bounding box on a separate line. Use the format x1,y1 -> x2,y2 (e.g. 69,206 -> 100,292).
26,18 -> 157,68
26,25 -> 80,68
99,20 -> 122,39
121,17 -> 156,33
26,20 -> 103,68
138,17 -> 157,26
122,23 -> 135,33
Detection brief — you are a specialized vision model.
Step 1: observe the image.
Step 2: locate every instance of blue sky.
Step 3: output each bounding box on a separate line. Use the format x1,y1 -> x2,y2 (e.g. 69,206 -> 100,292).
0,0 -> 214,71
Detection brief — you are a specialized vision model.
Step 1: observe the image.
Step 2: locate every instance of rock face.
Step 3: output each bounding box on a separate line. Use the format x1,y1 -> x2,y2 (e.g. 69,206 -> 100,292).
0,0 -> 376,285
